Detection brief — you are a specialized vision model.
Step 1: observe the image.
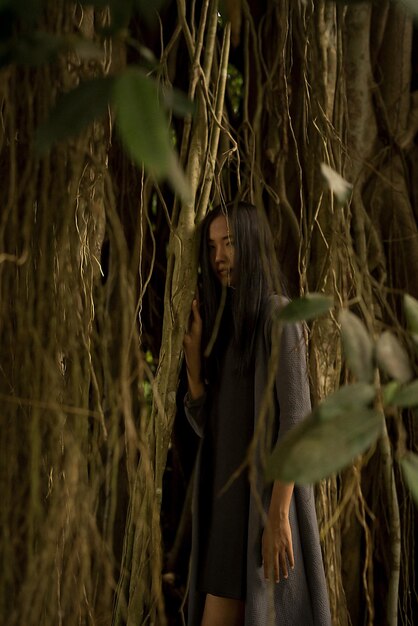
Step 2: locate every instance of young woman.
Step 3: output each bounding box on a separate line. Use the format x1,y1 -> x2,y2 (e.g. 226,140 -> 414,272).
183,202 -> 331,626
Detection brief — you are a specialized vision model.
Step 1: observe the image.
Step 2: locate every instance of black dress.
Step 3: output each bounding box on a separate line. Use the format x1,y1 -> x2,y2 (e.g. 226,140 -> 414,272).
196,301 -> 254,600
186,294 -> 332,626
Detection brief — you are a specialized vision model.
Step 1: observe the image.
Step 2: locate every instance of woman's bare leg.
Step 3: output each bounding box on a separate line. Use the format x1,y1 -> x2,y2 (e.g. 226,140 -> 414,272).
201,594 -> 245,626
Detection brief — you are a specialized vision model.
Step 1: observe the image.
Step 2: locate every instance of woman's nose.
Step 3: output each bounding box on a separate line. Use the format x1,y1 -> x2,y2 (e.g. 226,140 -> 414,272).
215,245 -> 226,263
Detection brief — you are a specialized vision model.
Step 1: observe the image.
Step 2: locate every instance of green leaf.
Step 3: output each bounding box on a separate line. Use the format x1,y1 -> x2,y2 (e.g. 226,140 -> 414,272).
20,32 -> 65,65
113,70 -> 171,177
404,294 -> 418,334
0,32 -> 66,67
339,310 -> 374,383
277,293 -> 333,323
375,331 -> 413,384
35,77 -> 114,153
391,379 -> 418,407
316,383 -> 375,421
266,409 -> 383,484
161,85 -> 195,117
0,32 -> 104,68
113,69 -> 191,201
320,162 -> 353,204
400,453 -> 418,506
382,381 -> 401,406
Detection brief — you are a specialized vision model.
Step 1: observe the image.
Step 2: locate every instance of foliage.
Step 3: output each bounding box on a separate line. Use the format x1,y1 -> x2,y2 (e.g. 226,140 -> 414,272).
339,310 -> 374,383
1,0 -> 191,200
276,293 -> 333,323
35,76 -> 115,150
226,62 -> 244,116
113,69 -> 190,199
267,286 -> 418,507
400,453 -> 418,504
266,406 -> 383,484
1,1 -> 417,626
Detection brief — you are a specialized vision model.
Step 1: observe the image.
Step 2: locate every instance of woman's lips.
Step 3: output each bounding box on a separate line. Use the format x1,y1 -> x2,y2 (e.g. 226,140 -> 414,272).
217,268 -> 233,284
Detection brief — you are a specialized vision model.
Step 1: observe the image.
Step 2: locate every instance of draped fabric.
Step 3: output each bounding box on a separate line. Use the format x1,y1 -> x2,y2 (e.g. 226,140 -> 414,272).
185,295 -> 332,626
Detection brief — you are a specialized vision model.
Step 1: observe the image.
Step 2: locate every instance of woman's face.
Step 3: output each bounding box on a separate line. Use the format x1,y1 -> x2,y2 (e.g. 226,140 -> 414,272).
208,215 -> 235,286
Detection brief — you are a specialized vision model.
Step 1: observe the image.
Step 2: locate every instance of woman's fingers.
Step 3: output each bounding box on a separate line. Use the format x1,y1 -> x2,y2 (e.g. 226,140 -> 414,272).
279,550 -> 288,580
263,544 -> 281,582
262,528 -> 294,583
184,299 -> 201,339
192,298 -> 202,324
187,299 -> 202,341
191,298 -> 198,319
287,540 -> 295,570
183,298 -> 202,381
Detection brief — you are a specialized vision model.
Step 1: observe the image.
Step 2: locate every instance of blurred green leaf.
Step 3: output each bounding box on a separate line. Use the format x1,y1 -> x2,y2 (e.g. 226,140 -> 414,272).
339,310 -> 374,383
391,379 -> 418,407
161,85 -> 195,117
375,331 -> 413,384
400,453 -> 418,506
277,293 -> 333,323
0,32 -> 67,67
113,69 -> 191,201
35,76 -> 114,153
316,383 -> 375,421
382,380 -> 401,406
227,62 -> 244,116
143,380 -> 152,401
266,408 -> 383,484
404,294 -> 418,334
113,70 -> 170,177
145,350 -> 153,364
0,31 -> 104,68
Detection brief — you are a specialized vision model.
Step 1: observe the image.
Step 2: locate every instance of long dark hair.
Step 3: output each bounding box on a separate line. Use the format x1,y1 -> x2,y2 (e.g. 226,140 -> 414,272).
199,201 -> 285,376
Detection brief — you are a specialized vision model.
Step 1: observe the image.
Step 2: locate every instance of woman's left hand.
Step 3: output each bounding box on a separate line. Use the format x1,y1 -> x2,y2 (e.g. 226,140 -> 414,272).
261,515 -> 294,582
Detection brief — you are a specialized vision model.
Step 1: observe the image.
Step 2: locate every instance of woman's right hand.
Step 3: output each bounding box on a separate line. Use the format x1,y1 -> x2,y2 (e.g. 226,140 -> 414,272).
183,298 -> 204,399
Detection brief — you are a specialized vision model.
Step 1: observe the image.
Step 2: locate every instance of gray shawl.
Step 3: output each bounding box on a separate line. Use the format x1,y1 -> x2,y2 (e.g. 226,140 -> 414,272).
185,295 -> 332,626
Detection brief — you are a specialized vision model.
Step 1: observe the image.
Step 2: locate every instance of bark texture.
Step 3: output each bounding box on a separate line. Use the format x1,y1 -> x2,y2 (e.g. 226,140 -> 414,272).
0,1 -> 416,625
